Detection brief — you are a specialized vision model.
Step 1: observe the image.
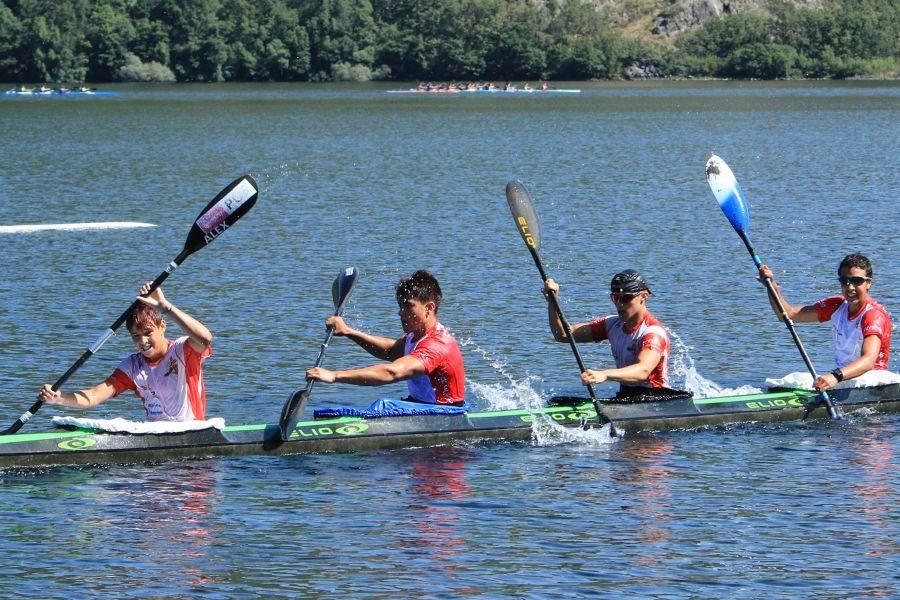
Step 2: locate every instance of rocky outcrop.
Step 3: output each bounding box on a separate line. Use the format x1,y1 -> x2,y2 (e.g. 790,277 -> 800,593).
623,61 -> 664,79
651,0 -> 827,37
586,0 -> 832,38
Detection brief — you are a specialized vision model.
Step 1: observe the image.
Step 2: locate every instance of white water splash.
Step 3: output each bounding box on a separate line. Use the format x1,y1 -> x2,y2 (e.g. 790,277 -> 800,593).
531,414 -> 616,447
0,222 -> 156,233
468,379 -> 616,447
253,163 -> 301,193
463,338 -> 615,448
669,331 -> 762,397
467,377 -> 545,412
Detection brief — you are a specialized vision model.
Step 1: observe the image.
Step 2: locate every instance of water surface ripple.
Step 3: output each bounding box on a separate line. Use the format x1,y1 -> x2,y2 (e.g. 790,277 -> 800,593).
0,81 -> 897,596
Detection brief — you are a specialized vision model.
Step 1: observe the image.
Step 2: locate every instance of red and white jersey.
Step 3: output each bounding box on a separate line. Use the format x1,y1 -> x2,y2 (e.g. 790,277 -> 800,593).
816,296 -> 892,370
588,312 -> 670,388
106,336 -> 212,421
404,322 -> 465,404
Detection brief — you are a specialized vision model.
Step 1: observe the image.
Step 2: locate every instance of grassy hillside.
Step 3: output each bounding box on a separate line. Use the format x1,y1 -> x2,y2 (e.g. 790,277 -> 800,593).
0,0 -> 894,82
591,0 -> 897,78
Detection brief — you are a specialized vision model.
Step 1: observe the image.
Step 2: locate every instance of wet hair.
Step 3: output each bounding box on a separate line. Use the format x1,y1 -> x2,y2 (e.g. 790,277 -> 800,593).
396,270 -> 443,312
126,302 -> 164,332
838,253 -> 872,278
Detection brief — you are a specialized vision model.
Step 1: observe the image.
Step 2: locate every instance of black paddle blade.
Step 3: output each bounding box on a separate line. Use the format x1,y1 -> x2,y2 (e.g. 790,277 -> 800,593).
505,180 -> 542,252
279,389 -> 309,440
182,175 -> 259,257
334,267 -> 359,314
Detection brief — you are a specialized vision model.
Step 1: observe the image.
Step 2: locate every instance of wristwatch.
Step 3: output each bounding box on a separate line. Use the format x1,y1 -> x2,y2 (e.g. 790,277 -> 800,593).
830,368 -> 844,383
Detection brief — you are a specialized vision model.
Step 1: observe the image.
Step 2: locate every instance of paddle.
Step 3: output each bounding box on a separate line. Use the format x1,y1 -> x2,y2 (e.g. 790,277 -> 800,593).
279,266 -> 359,441
3,175 -> 259,435
705,155 -> 841,420
505,180 -> 604,419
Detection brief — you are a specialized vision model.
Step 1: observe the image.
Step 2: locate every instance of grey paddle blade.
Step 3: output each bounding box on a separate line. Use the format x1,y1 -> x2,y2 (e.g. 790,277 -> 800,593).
280,389 -> 309,440
505,180 -> 542,252
334,266 -> 359,314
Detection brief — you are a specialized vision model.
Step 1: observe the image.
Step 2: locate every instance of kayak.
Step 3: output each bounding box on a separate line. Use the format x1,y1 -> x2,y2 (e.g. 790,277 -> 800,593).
1,383 -> 898,469
387,88 -> 581,94
3,89 -> 118,97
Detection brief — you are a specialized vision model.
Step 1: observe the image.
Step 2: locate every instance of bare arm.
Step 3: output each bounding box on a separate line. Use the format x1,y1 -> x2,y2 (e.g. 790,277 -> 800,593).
814,335 -> 881,391
38,381 -> 117,409
307,355 -> 427,386
581,348 -> 662,385
758,265 -> 818,323
327,316 -> 405,361
137,282 -> 212,353
543,278 -> 596,343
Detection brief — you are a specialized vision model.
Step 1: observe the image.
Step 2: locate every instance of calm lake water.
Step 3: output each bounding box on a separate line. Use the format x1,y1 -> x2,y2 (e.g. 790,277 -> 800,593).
0,81 -> 898,596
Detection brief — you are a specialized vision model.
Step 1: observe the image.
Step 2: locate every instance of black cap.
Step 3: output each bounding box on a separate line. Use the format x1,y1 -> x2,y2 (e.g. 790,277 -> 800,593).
610,270 -> 651,295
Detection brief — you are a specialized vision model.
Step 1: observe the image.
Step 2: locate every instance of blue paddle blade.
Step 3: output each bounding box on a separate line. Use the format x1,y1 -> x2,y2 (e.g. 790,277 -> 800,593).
706,155 -> 750,235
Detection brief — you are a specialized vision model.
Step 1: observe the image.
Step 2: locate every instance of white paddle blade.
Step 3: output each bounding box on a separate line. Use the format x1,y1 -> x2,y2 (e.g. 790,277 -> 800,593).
706,154 -> 750,234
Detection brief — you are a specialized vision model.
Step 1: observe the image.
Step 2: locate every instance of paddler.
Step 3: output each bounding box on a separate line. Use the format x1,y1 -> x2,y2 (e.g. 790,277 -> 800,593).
37,282 -> 213,421
306,270 -> 467,414
759,253 -> 892,391
543,269 -> 672,398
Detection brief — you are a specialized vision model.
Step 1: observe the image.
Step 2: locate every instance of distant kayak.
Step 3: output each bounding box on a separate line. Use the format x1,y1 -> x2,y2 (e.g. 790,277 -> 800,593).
4,88 -> 119,97
0,222 -> 155,233
387,88 -> 581,94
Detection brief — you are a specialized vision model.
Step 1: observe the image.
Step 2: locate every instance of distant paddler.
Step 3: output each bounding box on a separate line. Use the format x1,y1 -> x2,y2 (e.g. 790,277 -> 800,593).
759,253 -> 892,391
38,283 -> 213,421
306,270 -> 467,417
543,270 -> 675,398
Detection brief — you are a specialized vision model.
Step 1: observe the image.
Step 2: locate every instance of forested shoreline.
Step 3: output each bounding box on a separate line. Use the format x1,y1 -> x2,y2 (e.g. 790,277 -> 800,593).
0,0 -> 896,83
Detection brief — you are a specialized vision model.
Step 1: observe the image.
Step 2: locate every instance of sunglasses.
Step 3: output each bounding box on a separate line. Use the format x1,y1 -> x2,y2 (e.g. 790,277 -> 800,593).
838,276 -> 871,286
611,293 -> 639,304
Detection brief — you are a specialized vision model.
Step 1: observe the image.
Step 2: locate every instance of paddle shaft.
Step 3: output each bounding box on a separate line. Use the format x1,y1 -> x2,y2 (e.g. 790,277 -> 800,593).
2,250 -> 191,435
524,245 -> 598,401
279,268 -> 359,441
300,326 -> 337,398
737,231 -> 840,419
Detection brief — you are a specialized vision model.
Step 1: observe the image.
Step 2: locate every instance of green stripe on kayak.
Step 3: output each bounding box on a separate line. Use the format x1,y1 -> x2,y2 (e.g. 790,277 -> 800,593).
693,391 -> 809,406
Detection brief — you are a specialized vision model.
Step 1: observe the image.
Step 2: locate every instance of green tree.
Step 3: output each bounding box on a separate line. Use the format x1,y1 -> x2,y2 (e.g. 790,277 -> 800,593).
17,1 -> 89,81
304,0 -> 380,81
0,3 -> 23,80
720,42 -> 799,78
546,0 -> 625,79
372,0 -> 447,80
484,2 -> 547,79
265,1 -> 310,79
161,0 -> 229,81
86,1 -> 136,80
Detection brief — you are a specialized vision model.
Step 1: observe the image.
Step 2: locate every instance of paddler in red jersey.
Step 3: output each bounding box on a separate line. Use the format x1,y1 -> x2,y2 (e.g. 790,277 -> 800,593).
543,269 -> 673,399
38,282 -> 213,421
307,270 -> 467,414
759,252 -> 892,391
